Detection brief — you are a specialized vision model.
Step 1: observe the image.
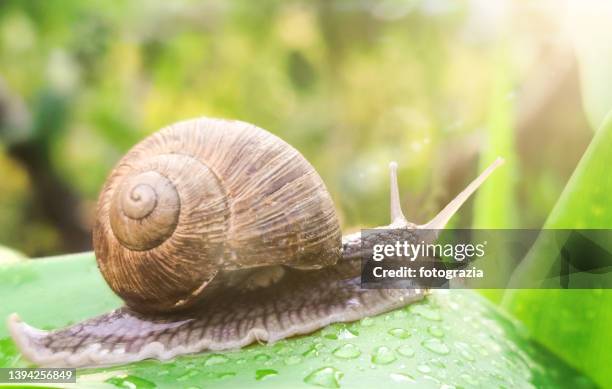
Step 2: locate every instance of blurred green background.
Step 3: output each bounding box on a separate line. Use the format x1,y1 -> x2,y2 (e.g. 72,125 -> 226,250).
0,0 -> 598,257
2,1 -> 612,387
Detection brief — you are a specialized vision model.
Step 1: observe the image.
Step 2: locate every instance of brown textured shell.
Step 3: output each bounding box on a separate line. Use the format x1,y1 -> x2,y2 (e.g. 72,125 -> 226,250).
93,118 -> 342,314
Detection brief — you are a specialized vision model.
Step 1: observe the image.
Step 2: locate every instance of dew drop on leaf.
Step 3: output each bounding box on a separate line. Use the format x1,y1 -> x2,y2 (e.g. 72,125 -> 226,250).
105,374 -> 157,388
304,366 -> 343,388
422,338 -> 450,355
360,317 -> 375,326
204,353 -> 229,366
285,355 -> 302,365
460,373 -> 479,385
371,346 -> 397,365
274,345 -> 291,355
332,343 -> 361,359
176,369 -> 199,381
428,325 -> 444,338
255,369 -> 278,381
396,344 -> 415,358
209,371 -> 236,380
388,328 -> 411,339
303,344 -> 319,357
409,304 -> 442,321
254,353 -> 271,362
338,327 -> 359,339
389,372 -> 416,383
460,349 -> 475,361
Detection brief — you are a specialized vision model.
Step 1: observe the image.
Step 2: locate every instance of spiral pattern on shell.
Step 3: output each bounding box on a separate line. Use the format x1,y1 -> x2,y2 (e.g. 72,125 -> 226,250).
93,118 -> 342,314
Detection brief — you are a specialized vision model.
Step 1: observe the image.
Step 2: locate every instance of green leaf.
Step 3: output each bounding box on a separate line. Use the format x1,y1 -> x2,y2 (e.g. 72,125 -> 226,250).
0,254 -> 595,388
504,112 -> 612,388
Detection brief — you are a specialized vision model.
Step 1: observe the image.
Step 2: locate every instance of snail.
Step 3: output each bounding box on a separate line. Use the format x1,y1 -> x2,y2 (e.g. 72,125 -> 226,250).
7,118 -> 503,367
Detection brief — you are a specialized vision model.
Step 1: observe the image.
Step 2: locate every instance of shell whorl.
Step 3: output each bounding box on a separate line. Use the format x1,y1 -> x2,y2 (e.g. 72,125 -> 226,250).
93,118 -> 342,314
110,171 -> 180,251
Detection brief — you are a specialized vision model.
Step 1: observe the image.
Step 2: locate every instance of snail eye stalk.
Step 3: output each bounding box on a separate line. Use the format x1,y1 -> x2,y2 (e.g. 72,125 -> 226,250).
420,157 -> 505,232
389,161 -> 407,225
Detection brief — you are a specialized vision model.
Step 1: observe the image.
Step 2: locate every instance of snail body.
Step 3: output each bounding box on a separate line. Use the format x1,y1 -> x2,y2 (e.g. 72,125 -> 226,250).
8,118 -> 503,367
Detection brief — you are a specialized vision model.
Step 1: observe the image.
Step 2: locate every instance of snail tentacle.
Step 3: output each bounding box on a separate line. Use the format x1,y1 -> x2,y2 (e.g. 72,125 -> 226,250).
420,157 -> 504,232
341,158 -> 504,260
389,161 -> 407,225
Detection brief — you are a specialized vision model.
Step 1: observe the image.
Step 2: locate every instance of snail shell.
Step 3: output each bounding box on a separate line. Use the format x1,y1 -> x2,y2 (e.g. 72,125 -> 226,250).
7,117 -> 504,367
94,118 -> 342,313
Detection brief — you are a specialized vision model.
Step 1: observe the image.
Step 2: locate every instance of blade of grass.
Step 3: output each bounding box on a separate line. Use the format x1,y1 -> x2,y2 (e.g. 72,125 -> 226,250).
473,45 -> 517,303
503,111 -> 612,389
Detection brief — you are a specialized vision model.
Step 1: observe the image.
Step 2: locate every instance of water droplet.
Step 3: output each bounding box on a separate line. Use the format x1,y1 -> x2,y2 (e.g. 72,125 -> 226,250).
274,345 -> 291,355
347,323 -> 361,336
396,344 -> 415,358
422,338 -> 450,355
285,355 -> 302,365
214,372 -> 236,380
417,364 -> 432,374
360,317 -> 374,326
471,343 -> 489,356
409,304 -> 442,321
428,326 -> 444,338
105,375 -> 156,388
453,342 -> 475,361
176,369 -> 199,381
204,353 -> 229,366
236,358 -> 247,364
460,373 -> 478,385
256,369 -> 278,381
460,349 -> 474,361
338,327 -> 358,339
333,343 -> 361,359
322,326 -> 339,340
372,346 -> 397,365
254,353 -> 271,362
389,372 -> 415,383
388,328 -> 411,339
303,344 -> 319,357
304,367 -> 343,388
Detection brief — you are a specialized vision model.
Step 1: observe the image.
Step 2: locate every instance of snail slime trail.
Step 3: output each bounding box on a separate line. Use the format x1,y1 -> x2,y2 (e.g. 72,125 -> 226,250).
7,118 -> 504,368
